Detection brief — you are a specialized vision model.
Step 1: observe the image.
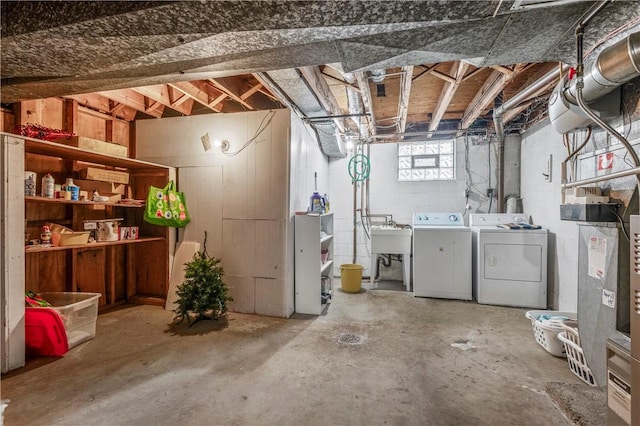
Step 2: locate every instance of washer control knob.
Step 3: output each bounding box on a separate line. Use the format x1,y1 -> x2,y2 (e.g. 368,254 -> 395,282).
513,216 -> 523,223
449,214 -> 458,222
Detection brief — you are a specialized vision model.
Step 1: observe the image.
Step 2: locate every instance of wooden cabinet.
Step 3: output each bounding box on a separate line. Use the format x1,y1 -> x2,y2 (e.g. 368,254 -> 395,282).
294,213 -> 333,315
22,137 -> 174,308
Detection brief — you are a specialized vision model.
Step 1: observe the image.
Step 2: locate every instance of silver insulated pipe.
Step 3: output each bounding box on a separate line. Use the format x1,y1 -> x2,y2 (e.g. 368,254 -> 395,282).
565,31 -> 640,104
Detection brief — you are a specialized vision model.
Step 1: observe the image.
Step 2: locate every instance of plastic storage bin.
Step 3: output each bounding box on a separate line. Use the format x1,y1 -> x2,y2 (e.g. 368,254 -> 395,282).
525,310 -> 577,357
557,324 -> 597,386
37,292 -> 101,349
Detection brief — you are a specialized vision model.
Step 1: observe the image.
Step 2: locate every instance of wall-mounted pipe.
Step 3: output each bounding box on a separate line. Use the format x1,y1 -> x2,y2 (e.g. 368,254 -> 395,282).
566,31 -> 640,104
573,5 -> 640,190
493,65 -> 570,211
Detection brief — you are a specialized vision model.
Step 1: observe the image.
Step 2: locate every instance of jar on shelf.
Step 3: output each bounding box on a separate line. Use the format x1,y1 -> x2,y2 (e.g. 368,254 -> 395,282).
63,177 -> 79,201
41,173 -> 55,198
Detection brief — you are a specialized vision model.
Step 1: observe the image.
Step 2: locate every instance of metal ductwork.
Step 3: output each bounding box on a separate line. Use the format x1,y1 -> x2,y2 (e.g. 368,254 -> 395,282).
549,31 -> 640,134
370,69 -> 386,83
257,69 -> 347,158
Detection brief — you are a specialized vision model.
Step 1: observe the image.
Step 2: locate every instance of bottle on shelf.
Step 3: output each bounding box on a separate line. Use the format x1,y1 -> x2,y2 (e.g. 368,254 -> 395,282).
41,173 -> 55,198
323,193 -> 330,212
63,177 -> 79,201
24,171 -> 36,196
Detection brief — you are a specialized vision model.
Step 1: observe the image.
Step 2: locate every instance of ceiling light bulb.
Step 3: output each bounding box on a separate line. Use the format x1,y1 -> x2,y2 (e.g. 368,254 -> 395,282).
346,140 -> 354,150
213,139 -> 223,147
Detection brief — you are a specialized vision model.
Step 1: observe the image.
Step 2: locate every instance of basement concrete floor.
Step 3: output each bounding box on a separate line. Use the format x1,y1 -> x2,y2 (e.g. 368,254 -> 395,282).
2,280 -> 601,426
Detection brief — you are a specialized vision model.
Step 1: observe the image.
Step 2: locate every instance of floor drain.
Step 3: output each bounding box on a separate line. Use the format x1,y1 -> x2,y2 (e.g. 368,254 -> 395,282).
338,333 -> 364,345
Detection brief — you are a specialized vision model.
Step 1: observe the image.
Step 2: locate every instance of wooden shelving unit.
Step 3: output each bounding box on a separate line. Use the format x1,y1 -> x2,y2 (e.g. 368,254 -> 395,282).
22,136 -> 174,309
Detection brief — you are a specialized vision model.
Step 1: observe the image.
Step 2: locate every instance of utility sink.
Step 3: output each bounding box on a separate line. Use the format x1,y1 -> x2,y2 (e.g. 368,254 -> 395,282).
370,226 -> 412,254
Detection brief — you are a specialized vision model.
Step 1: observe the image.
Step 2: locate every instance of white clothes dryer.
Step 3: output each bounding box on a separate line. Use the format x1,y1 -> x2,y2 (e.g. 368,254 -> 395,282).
469,213 -> 548,308
412,212 -> 472,300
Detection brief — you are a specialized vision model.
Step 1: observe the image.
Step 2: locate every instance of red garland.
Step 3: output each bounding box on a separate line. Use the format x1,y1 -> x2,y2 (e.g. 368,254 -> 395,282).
14,123 -> 75,141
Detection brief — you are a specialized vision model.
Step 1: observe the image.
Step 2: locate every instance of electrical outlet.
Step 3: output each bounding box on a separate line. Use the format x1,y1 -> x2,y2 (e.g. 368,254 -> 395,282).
486,188 -> 494,198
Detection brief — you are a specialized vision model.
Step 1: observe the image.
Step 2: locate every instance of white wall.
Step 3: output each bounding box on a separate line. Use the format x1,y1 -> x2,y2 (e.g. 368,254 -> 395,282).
328,135 -> 514,278
136,109 -> 294,317
521,103 -> 640,312
136,109 -> 327,317
520,120 -> 580,311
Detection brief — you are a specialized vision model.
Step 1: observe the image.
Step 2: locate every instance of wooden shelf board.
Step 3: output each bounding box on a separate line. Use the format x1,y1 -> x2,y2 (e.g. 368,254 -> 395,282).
25,196 -> 144,208
25,237 -> 165,253
10,133 -> 172,171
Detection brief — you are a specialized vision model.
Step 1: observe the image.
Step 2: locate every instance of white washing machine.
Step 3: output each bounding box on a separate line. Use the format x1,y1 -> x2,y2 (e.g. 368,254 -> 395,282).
412,212 -> 472,300
469,213 -> 548,308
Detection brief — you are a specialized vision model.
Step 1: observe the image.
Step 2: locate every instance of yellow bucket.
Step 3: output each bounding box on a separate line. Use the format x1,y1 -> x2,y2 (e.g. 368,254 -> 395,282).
340,264 -> 363,293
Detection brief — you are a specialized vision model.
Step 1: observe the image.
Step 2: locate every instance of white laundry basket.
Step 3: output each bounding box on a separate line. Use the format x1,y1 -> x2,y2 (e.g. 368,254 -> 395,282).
525,310 -> 576,357
557,324 -> 597,386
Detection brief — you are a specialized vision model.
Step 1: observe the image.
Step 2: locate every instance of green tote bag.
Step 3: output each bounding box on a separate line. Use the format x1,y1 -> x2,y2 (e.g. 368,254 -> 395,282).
143,181 -> 191,228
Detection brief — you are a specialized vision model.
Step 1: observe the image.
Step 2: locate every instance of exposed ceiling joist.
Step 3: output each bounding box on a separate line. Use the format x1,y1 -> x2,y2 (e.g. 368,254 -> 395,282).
355,71 -> 376,137
168,81 -> 223,113
490,65 -> 515,76
430,69 -> 456,84
429,61 -> 469,132
502,76 -> 558,123
460,70 -> 505,130
65,93 -> 137,121
460,63 -> 528,130
412,64 -> 438,82
78,105 -> 131,123
397,66 -> 414,138
461,68 -> 484,83
96,88 -> 163,118
207,78 -> 254,110
240,82 -> 264,101
132,85 -> 194,116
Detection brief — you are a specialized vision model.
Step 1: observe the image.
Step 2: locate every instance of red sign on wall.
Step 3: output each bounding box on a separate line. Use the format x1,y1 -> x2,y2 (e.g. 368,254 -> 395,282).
597,152 -> 614,170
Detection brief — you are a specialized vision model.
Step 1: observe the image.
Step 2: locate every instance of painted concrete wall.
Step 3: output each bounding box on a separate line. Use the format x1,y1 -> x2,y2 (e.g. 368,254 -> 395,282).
328,134 -> 520,279
136,109 -> 327,318
520,121 -> 579,311
520,80 -> 640,311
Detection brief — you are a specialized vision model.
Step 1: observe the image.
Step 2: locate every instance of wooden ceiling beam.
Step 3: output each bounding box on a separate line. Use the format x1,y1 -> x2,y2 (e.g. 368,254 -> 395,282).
502,78 -> 557,123
354,71 -> 376,137
250,73 -> 280,102
133,85 -> 194,116
460,63 -> 527,130
461,67 -> 484,83
412,64 -> 438,82
208,78 -> 254,110
397,66 -> 414,138
240,82 -> 264,101
430,69 -> 456,84
429,61 -> 469,133
208,93 -> 227,109
490,65 -> 515,76
168,81 -> 223,113
96,88 -> 164,118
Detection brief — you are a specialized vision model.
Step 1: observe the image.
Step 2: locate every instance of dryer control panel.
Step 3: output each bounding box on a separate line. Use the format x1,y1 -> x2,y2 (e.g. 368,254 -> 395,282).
413,212 -> 464,227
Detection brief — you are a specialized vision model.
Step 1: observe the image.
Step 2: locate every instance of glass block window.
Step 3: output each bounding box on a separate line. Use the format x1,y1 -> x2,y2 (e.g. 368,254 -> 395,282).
398,140 -> 455,181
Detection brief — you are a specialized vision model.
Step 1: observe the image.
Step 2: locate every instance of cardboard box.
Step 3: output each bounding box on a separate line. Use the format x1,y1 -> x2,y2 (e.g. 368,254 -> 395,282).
54,136 -> 128,158
74,179 -> 126,195
78,167 -> 129,184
